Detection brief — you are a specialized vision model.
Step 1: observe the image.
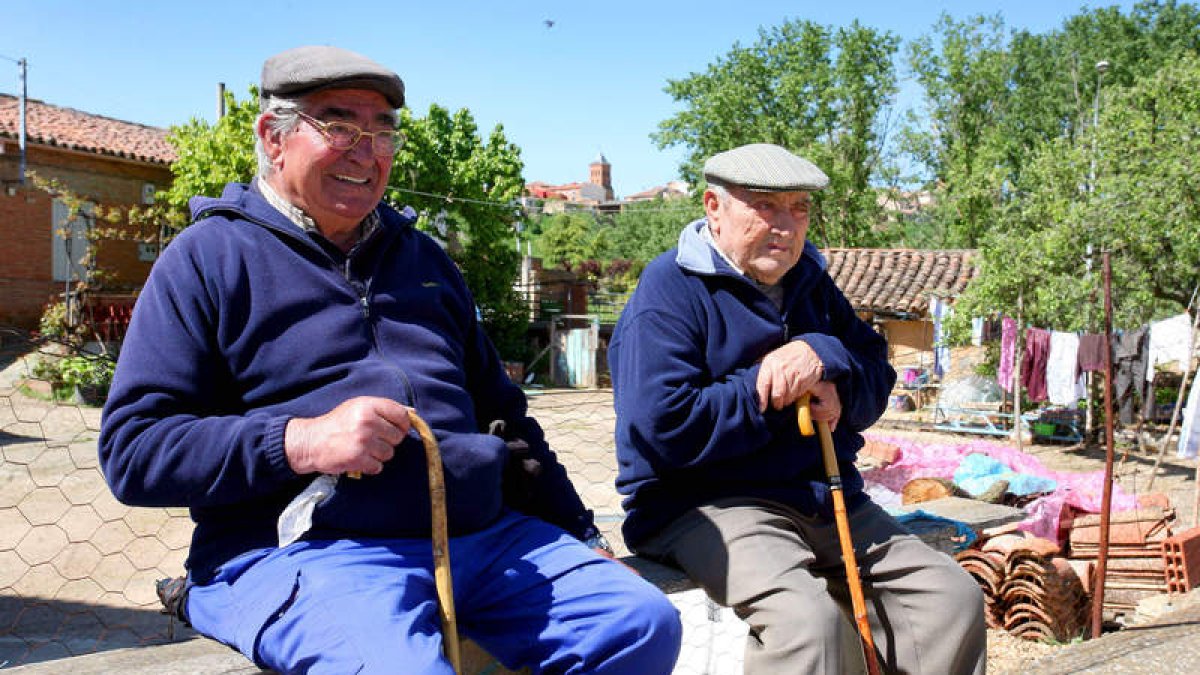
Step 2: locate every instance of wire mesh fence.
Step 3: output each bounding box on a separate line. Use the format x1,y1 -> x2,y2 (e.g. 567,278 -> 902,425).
0,336 -> 746,672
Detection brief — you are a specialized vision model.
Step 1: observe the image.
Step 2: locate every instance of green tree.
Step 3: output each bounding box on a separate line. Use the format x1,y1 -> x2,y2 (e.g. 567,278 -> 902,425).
391,105 -> 528,359
903,13 -> 1012,248
953,55 -> 1200,332
535,212 -> 606,269
904,2 -> 1200,249
654,18 -> 900,247
160,87 -> 260,228
1092,53 -> 1200,311
607,198 -> 702,263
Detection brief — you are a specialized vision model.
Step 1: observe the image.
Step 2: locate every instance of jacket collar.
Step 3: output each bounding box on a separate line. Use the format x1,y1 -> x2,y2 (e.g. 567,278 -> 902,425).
674,217 -> 827,286
187,182 -> 418,253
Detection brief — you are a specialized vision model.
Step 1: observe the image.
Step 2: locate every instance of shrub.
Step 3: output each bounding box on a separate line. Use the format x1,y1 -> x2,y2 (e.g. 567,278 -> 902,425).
32,354 -> 115,404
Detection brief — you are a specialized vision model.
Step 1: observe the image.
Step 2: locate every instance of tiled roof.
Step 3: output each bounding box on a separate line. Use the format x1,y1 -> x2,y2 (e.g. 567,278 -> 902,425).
0,94 -> 176,165
823,248 -> 977,317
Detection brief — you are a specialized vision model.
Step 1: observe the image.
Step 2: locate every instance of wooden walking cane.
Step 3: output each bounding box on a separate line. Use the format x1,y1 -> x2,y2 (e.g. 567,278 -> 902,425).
347,411 -> 461,674
797,395 -> 881,675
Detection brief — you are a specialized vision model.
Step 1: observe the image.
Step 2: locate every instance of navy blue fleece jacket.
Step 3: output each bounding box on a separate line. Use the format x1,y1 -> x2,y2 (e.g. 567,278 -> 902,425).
99,182 -> 594,582
609,219 -> 896,548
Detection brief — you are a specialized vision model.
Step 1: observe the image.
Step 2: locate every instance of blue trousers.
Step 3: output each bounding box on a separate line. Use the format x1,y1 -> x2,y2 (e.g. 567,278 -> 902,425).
187,511 -> 681,674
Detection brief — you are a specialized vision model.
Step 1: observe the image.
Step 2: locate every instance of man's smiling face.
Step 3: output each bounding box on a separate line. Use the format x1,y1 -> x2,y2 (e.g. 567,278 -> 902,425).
265,88 -> 395,241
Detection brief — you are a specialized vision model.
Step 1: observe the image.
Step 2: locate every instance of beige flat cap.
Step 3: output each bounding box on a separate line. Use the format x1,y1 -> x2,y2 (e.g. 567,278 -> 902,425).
704,143 -> 829,192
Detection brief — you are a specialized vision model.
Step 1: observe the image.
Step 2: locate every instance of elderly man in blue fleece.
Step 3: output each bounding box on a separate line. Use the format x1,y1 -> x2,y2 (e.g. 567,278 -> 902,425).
608,143 -> 985,674
99,45 -> 680,675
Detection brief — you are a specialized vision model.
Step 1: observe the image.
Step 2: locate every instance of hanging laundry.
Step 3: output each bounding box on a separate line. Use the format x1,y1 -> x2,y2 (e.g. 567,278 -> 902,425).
998,317 -> 1018,393
1076,333 -> 1106,373
930,297 -> 952,379
1114,327 -> 1148,425
1021,328 -> 1051,403
1146,313 -> 1193,382
971,317 -> 985,346
984,317 -> 1003,343
1178,378 -> 1200,460
1047,332 -> 1085,406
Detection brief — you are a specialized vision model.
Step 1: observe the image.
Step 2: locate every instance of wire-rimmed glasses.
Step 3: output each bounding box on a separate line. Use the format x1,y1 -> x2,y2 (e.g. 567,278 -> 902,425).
294,110 -> 402,156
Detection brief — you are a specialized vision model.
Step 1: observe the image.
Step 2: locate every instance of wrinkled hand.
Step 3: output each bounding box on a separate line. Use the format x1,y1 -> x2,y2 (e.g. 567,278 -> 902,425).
806,380 -> 842,432
756,340 -> 825,413
285,397 -> 412,476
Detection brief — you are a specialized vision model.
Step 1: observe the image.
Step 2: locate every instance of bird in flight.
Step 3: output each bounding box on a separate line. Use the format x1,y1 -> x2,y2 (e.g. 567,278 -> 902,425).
544,19 -> 555,29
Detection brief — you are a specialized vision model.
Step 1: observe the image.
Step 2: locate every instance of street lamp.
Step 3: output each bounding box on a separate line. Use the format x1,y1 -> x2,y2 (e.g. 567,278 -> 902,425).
1086,60 -> 1111,273
1084,59 -> 1110,436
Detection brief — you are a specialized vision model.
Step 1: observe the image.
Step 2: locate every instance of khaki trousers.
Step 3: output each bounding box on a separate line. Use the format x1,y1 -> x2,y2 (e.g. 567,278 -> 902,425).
637,498 -> 987,674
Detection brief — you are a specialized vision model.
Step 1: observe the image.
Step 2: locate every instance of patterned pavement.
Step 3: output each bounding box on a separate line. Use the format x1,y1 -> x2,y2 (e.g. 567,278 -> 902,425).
0,359 -> 669,670
4,347 -> 1198,674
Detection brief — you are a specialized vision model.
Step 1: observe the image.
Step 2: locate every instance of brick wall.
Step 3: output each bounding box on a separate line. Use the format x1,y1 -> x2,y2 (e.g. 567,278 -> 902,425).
0,147 -> 171,328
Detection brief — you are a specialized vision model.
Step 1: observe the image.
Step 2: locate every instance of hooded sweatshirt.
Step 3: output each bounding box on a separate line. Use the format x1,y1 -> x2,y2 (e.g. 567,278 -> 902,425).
609,219 -> 895,548
99,182 -> 593,582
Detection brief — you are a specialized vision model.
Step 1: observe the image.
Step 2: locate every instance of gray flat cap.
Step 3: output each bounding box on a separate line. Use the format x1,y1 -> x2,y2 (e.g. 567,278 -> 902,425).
703,143 -> 829,192
261,45 -> 405,108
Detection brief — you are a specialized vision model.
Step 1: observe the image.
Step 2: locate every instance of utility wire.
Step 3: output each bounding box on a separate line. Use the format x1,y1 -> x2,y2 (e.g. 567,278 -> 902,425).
390,186 -> 698,216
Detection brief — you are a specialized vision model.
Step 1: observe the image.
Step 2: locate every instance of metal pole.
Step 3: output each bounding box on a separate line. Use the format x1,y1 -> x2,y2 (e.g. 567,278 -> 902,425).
1085,61 -> 1109,440
1089,61 -> 1109,192
1091,252 -> 1116,638
1014,292 -> 1025,453
18,57 -> 27,184
217,82 -> 226,119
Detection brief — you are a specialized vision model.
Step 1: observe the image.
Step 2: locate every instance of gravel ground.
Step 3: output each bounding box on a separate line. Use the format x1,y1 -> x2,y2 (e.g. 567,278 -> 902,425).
987,628 -> 1065,673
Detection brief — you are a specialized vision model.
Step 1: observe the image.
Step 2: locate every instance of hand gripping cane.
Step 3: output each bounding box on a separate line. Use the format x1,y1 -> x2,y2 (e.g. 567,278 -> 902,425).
797,395 -> 881,675
348,412 -> 461,673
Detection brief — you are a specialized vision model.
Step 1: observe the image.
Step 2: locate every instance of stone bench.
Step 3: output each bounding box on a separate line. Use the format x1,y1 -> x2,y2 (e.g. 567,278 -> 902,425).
5,510 -> 998,675
4,557 -> 696,675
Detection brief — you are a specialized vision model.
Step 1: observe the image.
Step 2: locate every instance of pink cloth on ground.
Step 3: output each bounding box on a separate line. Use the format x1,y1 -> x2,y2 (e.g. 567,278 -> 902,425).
861,433 -> 1138,543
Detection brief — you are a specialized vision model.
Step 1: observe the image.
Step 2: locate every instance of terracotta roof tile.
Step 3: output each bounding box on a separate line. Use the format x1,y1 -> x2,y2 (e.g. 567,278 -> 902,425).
0,94 -> 176,165
823,248 -> 977,317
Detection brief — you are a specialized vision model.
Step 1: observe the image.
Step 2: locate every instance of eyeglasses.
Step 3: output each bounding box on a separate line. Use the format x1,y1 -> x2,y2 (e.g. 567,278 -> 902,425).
294,110 -> 401,156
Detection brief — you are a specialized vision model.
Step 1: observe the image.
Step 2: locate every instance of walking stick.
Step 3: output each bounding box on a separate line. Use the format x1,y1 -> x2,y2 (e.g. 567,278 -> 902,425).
348,412 -> 461,673
797,395 -> 881,675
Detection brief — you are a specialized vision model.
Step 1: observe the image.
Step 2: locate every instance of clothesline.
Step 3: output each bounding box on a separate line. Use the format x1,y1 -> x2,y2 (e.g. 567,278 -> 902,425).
989,311 -> 1197,459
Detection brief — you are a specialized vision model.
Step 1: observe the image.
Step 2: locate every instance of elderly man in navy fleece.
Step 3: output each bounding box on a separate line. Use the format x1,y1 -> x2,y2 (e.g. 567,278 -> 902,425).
99,45 -> 679,675
608,143 -> 984,674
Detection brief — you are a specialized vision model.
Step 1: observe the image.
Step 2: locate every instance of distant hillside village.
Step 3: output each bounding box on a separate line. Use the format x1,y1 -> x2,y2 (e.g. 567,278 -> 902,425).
520,153 -> 690,214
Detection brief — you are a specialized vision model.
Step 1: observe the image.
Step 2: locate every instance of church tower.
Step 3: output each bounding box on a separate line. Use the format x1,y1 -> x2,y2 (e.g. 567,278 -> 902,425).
589,153 -> 613,201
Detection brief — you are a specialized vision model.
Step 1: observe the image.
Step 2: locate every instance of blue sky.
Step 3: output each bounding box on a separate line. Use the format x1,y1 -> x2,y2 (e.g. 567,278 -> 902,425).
3,1 -> 1136,198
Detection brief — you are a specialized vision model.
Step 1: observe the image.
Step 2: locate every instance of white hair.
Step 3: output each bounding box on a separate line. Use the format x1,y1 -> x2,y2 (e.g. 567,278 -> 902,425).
707,183 -> 731,206
255,95 -> 303,178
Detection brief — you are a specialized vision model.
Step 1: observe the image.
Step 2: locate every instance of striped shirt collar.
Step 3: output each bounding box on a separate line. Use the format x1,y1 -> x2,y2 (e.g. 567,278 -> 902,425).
256,177 -> 380,245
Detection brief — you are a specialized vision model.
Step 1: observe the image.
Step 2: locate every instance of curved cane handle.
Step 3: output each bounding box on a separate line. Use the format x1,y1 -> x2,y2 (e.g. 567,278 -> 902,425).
796,394 -> 815,437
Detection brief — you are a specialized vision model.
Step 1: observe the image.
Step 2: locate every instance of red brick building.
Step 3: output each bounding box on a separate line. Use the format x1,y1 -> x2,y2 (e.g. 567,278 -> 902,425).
0,94 -> 175,328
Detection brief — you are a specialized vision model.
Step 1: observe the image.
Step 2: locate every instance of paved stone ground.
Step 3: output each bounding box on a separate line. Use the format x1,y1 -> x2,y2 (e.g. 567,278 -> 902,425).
3,341 -> 1198,673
